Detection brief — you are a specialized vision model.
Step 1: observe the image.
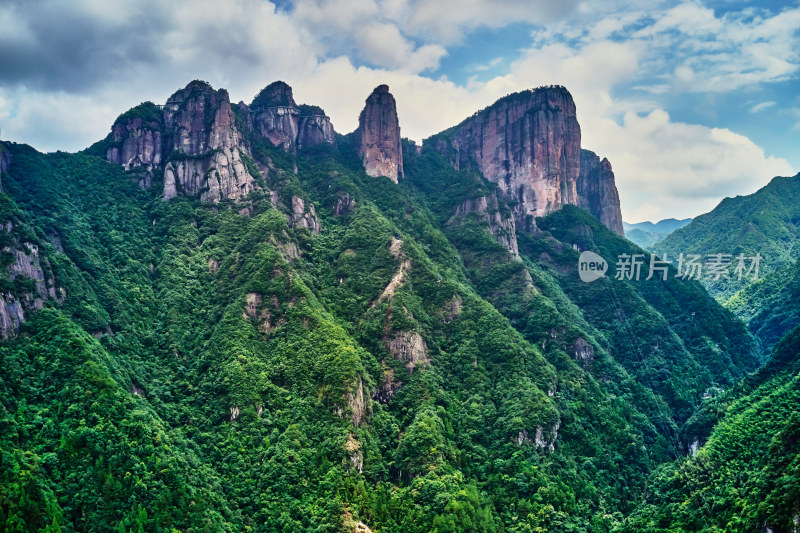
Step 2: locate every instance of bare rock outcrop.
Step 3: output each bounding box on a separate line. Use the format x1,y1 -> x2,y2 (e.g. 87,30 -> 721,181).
1,240 -> 63,338
334,193 -> 355,216
162,81 -> 256,202
345,378 -> 366,426
432,86 -> 580,227
572,337 -> 595,366
250,82 -> 335,151
373,363 -> 402,403
0,143 -> 10,193
577,149 -> 624,235
251,81 -> 301,150
297,105 -> 336,149
452,195 -> 519,256
105,104 -> 163,173
290,196 -> 321,235
385,331 -> 430,373
430,86 -> 623,234
356,85 -> 403,183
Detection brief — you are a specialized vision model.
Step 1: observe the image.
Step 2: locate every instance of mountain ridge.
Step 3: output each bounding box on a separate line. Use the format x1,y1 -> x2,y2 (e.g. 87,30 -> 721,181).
0,79 -> 767,531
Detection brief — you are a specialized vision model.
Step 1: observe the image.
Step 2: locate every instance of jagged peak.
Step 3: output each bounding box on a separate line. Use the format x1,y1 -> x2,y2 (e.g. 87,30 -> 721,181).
429,85 -> 575,142
165,80 -> 222,106
298,104 -> 327,117
252,81 -> 297,109
113,101 -> 163,126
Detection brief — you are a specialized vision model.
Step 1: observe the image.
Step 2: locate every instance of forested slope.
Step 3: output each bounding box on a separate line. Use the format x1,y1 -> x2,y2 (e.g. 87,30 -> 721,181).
0,118 -> 762,532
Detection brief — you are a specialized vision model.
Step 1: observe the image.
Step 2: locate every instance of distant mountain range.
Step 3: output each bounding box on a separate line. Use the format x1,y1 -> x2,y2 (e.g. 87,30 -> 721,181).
655,173 -> 800,301
623,218 -> 692,248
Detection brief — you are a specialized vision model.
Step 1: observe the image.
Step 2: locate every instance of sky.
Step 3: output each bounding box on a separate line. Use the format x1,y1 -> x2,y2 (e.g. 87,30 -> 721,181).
1,0 -> 799,222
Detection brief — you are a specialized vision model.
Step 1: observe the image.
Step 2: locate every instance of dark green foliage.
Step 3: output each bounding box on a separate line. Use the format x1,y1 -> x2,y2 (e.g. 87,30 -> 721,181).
655,173 -> 800,300
726,258 -> 800,355
623,326 -> 800,532
0,130 -> 770,532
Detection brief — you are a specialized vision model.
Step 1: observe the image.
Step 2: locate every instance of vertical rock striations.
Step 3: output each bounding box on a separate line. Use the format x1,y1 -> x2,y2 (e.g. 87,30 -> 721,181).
451,195 -> 519,256
102,80 -> 336,202
105,103 -> 163,172
0,143 -> 9,193
162,81 -> 256,202
297,105 -> 336,149
250,82 -> 335,151
251,81 -> 301,150
356,85 -> 403,183
431,87 -> 580,227
577,150 -> 624,235
429,86 -> 623,234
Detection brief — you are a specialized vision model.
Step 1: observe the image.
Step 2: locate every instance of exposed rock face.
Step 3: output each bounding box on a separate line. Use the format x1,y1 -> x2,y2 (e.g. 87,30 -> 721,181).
373,363 -> 402,403
334,193 -> 355,216
162,81 -> 256,202
0,295 -> 24,339
106,107 -> 163,172
356,85 -> 403,183
251,81 -> 300,150
572,337 -> 595,365
102,80 -> 334,203
577,150 -> 624,235
452,195 -> 519,256
298,106 -> 335,149
345,378 -> 366,426
290,196 -> 321,235
433,87 -> 579,226
1,240 -> 63,338
534,420 -> 560,451
0,144 -> 9,193
250,82 -> 335,151
431,86 -> 623,234
344,433 -> 363,472
386,331 -> 430,373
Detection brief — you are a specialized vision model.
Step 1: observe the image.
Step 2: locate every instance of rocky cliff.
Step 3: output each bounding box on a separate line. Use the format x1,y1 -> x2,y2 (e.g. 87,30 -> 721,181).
577,150 -> 624,235
0,143 -> 9,193
297,105 -> 336,149
102,80 -> 336,202
250,82 -> 335,151
356,85 -> 403,183
451,195 -> 519,256
106,103 -> 163,171
251,81 -> 301,150
429,86 -> 622,234
0,231 -> 64,338
162,81 -> 256,202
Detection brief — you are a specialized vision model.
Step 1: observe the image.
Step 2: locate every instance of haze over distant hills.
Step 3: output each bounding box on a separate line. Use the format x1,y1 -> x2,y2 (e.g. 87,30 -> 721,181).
623,218 -> 692,248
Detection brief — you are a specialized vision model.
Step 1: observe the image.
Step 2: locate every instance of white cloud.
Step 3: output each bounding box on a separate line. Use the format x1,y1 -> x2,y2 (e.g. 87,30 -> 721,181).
749,101 -> 776,113
399,0 -> 581,43
0,89 -> 115,152
0,0 -> 796,224
591,109 -> 794,221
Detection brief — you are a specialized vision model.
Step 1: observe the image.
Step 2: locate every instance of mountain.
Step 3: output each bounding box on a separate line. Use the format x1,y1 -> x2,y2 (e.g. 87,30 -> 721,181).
0,80 -> 761,532
428,86 -> 624,235
655,174 -> 800,301
726,257 -> 800,355
624,326 -> 800,532
623,218 -> 692,248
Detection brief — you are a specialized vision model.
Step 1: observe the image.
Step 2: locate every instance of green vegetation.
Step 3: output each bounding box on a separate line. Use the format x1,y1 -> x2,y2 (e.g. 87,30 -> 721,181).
0,126 -> 784,532
623,326 -> 800,532
655,173 -> 800,301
